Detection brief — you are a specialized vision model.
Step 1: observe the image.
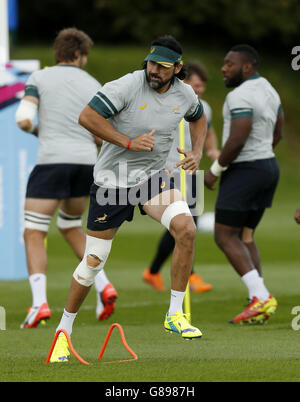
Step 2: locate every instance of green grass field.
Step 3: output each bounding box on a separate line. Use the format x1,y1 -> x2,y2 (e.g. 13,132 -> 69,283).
1,198 -> 300,382
1,45 -> 299,382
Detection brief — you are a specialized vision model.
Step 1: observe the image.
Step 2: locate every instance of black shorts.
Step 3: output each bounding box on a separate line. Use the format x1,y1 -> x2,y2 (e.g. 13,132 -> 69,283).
215,158 -> 279,211
87,169 -> 176,231
26,164 -> 94,199
215,208 -> 265,229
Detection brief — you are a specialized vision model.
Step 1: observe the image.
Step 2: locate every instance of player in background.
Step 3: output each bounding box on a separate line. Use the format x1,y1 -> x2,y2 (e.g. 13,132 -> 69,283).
143,61 -> 220,292
205,45 -> 283,324
15,28 -> 117,329
50,35 -> 208,362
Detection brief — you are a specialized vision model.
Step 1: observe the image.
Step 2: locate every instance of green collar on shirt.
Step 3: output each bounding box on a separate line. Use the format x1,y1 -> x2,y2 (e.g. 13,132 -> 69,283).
245,73 -> 260,81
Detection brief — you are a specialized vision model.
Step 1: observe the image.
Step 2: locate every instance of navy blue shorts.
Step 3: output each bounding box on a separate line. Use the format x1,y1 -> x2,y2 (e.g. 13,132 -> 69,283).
26,164 -> 94,199
87,169 -> 176,231
215,158 -> 279,211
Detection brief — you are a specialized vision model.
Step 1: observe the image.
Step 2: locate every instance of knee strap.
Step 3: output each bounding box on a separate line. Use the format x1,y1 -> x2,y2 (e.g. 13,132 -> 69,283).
161,200 -> 191,231
56,209 -> 82,229
24,210 -> 52,232
73,235 -> 112,287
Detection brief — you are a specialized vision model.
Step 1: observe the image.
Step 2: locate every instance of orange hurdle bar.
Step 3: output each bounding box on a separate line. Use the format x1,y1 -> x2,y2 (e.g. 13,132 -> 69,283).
98,323 -> 138,363
45,329 -> 90,365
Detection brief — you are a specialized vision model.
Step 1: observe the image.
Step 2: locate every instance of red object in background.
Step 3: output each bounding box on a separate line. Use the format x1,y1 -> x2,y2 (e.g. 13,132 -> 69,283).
0,82 -> 25,104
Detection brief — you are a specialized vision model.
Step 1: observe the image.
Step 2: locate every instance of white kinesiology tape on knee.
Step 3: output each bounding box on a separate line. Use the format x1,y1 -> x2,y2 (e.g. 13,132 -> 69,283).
73,235 -> 112,287
15,99 -> 38,124
161,200 -> 192,231
24,211 -> 51,232
56,209 -> 82,229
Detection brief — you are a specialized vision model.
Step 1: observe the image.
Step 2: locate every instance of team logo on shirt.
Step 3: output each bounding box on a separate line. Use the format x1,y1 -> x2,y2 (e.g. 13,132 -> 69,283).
140,103 -> 148,110
94,214 -> 108,223
172,106 -> 180,113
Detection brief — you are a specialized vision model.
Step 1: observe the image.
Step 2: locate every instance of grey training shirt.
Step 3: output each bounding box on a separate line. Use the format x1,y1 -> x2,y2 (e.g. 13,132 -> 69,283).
25,65 -> 101,165
222,74 -> 283,163
88,70 -> 203,188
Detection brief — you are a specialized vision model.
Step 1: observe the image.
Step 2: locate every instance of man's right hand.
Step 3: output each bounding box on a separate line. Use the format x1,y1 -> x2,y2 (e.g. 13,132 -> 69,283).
129,130 -> 155,152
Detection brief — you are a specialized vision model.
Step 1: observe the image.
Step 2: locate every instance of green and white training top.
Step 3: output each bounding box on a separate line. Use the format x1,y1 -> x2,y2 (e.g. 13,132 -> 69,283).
165,99 -> 212,172
222,74 -> 283,163
25,65 -> 101,165
88,70 -> 204,188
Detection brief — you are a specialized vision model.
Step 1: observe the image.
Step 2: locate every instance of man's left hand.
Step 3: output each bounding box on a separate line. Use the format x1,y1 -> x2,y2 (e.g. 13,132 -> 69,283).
174,147 -> 201,174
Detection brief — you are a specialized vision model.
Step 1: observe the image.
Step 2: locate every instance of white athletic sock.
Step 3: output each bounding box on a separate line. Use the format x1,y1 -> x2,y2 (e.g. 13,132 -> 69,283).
168,289 -> 186,316
242,270 -> 269,301
56,309 -> 77,336
29,273 -> 47,307
94,269 -> 110,293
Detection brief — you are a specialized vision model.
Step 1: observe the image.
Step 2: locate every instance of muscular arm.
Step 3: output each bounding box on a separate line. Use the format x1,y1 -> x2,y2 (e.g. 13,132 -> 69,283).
79,105 -> 155,152
218,117 -> 252,167
79,105 -> 128,148
204,117 -> 252,190
272,113 -> 284,148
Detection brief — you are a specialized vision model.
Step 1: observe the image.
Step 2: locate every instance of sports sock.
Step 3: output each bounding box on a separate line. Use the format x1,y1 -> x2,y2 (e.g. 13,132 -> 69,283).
94,269 -> 110,293
29,273 -> 47,307
242,269 -> 269,301
56,309 -> 77,336
168,289 -> 186,316
150,230 -> 175,274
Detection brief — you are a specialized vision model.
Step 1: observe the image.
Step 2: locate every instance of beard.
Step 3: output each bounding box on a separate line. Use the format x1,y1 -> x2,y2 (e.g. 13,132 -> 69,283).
225,68 -> 244,88
146,71 -> 173,90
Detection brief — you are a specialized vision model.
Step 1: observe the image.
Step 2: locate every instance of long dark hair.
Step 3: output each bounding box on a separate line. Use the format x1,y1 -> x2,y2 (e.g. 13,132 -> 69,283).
143,35 -> 186,80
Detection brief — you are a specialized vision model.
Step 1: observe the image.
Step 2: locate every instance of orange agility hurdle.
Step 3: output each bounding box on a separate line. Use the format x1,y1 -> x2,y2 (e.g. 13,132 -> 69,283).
98,323 -> 138,363
45,329 -> 90,365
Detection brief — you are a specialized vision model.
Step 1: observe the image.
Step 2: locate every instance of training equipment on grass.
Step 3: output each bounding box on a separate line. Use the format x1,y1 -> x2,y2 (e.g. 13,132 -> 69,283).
179,119 -> 191,323
45,329 -> 89,365
45,324 -> 137,365
98,323 -> 138,363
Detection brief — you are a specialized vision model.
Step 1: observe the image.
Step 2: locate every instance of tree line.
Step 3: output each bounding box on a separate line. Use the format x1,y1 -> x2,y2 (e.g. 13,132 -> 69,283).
18,0 -> 299,48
